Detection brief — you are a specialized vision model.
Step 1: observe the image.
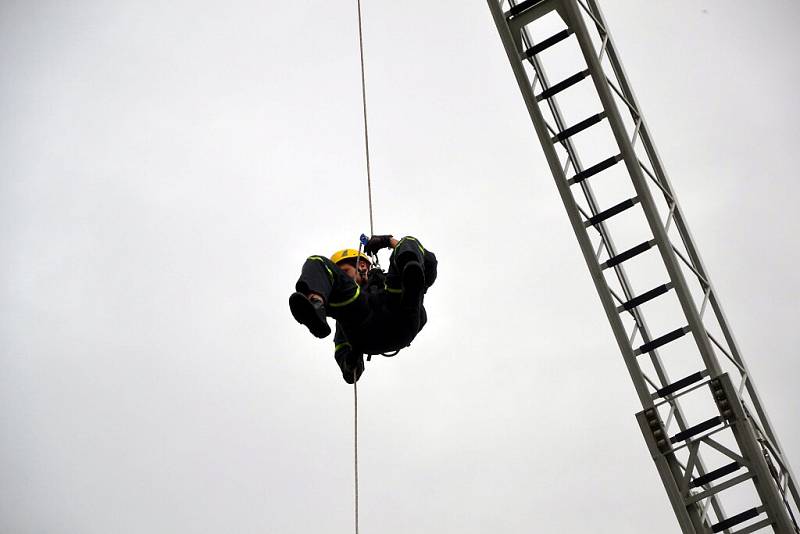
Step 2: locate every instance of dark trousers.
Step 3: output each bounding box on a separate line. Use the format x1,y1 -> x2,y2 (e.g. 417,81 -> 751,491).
383,236 -> 437,298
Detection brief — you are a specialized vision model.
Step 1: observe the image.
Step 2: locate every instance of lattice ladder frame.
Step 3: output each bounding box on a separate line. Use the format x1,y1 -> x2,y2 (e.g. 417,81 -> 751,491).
488,0 -> 799,532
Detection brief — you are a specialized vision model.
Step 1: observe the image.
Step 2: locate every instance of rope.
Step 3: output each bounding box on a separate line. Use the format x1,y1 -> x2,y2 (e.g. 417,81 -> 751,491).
354,1 -> 373,530
353,246 -> 363,534
354,0 -> 373,532
353,368 -> 359,534
356,0 -> 374,236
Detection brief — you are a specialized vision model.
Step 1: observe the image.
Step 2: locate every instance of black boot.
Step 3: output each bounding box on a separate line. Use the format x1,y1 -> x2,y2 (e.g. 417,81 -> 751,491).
335,350 -> 365,384
400,260 -> 424,308
289,292 -> 331,338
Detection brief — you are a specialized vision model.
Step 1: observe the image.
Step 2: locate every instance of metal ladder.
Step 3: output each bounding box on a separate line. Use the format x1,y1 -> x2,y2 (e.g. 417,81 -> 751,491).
487,1 -> 799,532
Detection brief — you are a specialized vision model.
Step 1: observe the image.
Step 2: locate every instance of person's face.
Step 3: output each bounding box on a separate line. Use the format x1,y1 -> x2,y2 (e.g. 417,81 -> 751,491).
339,260 -> 370,285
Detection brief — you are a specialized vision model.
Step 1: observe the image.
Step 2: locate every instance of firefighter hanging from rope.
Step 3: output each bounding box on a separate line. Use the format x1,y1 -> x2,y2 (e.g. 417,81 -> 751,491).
289,235 -> 438,383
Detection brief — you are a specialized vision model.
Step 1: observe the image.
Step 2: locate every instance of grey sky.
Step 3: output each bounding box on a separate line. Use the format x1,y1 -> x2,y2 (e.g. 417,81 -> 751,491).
1,1 -> 798,533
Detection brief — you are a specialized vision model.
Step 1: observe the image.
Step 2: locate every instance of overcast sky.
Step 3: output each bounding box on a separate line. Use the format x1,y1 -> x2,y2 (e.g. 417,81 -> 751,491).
1,1 -> 799,533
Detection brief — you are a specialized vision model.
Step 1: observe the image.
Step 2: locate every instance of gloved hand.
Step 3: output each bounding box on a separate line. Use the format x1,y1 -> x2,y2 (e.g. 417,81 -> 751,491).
364,234 -> 393,255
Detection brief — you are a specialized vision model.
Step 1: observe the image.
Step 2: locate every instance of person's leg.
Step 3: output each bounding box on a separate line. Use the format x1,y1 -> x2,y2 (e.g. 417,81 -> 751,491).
290,256 -> 333,337
385,237 -> 427,310
291,256 -> 370,337
393,236 -> 425,270
395,238 -> 437,289
295,256 -> 335,300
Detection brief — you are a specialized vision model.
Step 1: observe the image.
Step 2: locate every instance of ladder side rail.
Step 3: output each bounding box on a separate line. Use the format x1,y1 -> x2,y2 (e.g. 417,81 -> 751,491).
488,2 -> 711,531
514,8 -> 733,525
558,0 -> 723,378
539,1 -> 743,527
514,0 -> 694,414
563,1 -> 799,529
579,0 -> 762,395
490,2 -> 800,531
523,25 -> 653,337
519,1 -> 715,437
489,0 -> 651,411
520,18 -> 670,368
508,1 -> 744,528
516,5 -> 707,418
580,0 -> 800,514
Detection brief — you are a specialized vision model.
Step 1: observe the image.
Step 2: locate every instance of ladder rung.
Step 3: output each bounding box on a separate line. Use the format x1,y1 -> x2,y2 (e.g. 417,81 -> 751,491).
656,371 -> 706,398
686,472 -> 755,506
727,518 -> 773,534
537,70 -> 590,101
569,154 -> 623,185
552,112 -> 606,143
506,0 -> 545,19
523,29 -> 574,58
602,240 -> 655,269
585,197 -> 639,227
617,283 -> 672,312
635,326 -> 689,355
690,461 -> 742,488
711,507 -> 760,533
671,416 -> 722,444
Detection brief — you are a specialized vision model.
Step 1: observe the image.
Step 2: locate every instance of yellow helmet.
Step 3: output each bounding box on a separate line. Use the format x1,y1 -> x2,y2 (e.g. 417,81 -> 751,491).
330,248 -> 371,266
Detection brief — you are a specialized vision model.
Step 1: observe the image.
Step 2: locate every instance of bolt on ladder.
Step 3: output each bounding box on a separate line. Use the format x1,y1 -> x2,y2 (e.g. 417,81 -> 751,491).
487,0 -> 800,532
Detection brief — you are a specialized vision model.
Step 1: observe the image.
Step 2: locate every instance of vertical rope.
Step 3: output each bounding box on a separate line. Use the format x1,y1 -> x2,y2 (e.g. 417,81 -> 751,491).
353,369 -> 359,534
354,1 -> 372,532
356,0 -> 374,236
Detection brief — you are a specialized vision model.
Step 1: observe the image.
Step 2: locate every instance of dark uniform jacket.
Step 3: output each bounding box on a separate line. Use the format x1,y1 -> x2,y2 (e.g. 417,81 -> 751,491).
333,267 -> 431,358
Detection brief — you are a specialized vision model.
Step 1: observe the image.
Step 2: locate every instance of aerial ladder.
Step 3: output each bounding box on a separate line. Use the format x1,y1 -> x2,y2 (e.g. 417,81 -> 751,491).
487,1 -> 799,532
